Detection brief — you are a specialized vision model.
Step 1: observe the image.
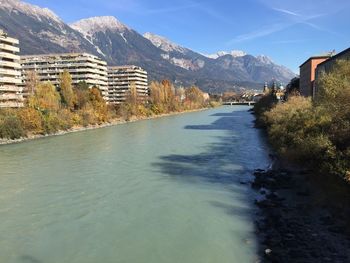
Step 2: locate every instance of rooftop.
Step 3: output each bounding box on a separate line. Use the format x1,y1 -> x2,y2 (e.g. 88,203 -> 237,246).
299,54 -> 333,68
21,52 -> 103,60
108,65 -> 145,70
317,47 -> 350,68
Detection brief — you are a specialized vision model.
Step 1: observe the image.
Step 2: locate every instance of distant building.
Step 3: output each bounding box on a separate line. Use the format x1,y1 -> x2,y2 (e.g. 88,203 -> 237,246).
107,66 -> 149,104
253,93 -> 264,102
0,30 -> 23,108
21,53 -> 108,99
202,92 -> 210,101
314,47 -> 350,96
299,55 -> 331,97
263,82 -> 269,93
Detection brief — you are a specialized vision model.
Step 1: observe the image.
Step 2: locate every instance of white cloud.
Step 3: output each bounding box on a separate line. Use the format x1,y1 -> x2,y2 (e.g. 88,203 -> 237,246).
273,8 -> 301,17
227,23 -> 291,44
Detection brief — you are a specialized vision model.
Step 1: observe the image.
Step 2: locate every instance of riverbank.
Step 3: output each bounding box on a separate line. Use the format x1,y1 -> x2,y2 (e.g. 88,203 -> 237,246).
0,108 -> 209,145
252,164 -> 350,262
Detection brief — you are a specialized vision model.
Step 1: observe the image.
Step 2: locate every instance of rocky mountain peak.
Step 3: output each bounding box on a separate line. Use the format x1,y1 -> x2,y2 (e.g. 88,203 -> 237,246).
206,50 -> 248,59
0,0 -> 62,24
144,32 -> 186,53
70,16 -> 129,35
0,0 -> 296,91
256,55 -> 274,64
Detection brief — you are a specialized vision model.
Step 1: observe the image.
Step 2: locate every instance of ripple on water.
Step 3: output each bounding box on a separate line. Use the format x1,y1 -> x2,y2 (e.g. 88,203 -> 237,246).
0,107 -> 270,263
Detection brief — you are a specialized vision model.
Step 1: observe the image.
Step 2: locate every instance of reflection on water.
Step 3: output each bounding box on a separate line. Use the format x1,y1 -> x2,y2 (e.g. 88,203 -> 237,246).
0,106 -> 270,263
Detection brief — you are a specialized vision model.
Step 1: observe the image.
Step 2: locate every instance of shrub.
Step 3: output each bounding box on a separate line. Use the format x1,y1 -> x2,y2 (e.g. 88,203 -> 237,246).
260,61 -> 350,180
42,112 -> 61,134
57,109 -> 75,130
253,92 -> 277,127
17,108 -> 43,134
264,96 -> 333,164
0,110 -> 25,139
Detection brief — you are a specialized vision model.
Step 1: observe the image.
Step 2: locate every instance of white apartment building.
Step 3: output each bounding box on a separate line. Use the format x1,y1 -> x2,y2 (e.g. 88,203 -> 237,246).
0,30 -> 23,108
21,53 -> 108,99
108,65 -> 149,104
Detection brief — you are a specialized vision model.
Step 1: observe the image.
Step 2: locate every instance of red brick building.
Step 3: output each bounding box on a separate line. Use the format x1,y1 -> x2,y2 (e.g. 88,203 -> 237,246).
299,55 -> 331,97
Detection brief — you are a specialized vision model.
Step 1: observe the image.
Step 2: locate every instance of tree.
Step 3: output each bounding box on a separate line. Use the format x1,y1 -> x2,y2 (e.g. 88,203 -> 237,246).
175,87 -> 185,101
28,82 -> 61,111
126,82 -> 139,106
314,59 -> 350,152
286,77 -> 300,96
88,87 -> 108,123
123,82 -> 140,116
185,86 -> 205,109
24,70 -> 39,98
75,81 -> 89,90
73,82 -> 90,110
149,80 -> 178,113
59,70 -> 75,109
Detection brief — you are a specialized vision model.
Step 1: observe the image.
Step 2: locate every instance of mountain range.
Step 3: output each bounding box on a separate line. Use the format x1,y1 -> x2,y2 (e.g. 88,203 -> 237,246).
0,0 -> 296,93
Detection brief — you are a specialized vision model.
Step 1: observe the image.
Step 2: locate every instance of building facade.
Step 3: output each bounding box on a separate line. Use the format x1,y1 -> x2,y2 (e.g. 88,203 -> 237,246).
0,30 -> 23,108
21,53 -> 108,99
107,66 -> 149,104
299,55 -> 331,97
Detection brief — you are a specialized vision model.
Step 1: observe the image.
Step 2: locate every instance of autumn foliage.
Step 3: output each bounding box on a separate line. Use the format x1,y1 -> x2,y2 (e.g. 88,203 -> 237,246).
0,73 -> 210,141
254,60 -> 350,181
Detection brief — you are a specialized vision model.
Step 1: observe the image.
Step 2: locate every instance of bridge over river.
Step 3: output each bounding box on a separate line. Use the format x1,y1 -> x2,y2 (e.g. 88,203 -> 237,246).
223,101 -> 256,106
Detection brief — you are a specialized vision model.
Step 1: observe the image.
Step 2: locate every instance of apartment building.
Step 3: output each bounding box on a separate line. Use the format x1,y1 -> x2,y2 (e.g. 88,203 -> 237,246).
0,30 -> 23,108
299,55 -> 331,97
108,66 -> 149,104
21,53 -> 108,99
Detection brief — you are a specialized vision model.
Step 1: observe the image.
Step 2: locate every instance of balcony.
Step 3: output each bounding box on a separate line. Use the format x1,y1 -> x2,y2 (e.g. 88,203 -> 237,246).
22,62 -> 107,72
0,68 -> 21,77
0,93 -> 24,101
0,60 -> 21,69
0,52 -> 20,61
0,43 -> 20,53
0,86 -> 23,92
0,77 -> 22,85
0,37 -> 19,46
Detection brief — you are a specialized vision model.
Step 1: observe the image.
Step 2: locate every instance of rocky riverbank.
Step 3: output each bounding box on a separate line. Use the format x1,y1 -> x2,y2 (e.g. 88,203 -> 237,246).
0,108 -> 209,145
252,166 -> 350,262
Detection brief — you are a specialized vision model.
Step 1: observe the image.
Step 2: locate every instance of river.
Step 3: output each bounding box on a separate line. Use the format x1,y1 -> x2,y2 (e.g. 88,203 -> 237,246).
0,106 -> 270,263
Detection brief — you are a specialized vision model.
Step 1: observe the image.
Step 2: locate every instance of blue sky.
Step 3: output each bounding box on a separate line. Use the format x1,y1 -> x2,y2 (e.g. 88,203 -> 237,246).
26,0 -> 350,73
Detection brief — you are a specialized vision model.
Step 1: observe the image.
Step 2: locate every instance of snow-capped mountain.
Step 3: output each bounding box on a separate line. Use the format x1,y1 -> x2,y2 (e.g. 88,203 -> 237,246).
0,0 -> 62,24
70,16 -> 132,57
144,32 -> 296,86
144,32 -> 186,54
71,16 -> 129,35
256,55 -> 274,65
69,16 -> 191,82
0,0 -> 98,55
206,50 -> 247,59
0,0 -> 296,92
144,32 -> 206,71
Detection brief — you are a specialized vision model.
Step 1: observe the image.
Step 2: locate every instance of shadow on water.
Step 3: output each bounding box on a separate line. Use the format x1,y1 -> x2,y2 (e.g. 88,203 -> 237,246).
20,255 -> 42,263
153,108 -> 270,257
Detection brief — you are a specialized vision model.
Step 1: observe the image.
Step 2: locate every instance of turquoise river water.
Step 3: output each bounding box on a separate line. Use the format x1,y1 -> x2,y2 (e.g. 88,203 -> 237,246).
0,106 -> 270,263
